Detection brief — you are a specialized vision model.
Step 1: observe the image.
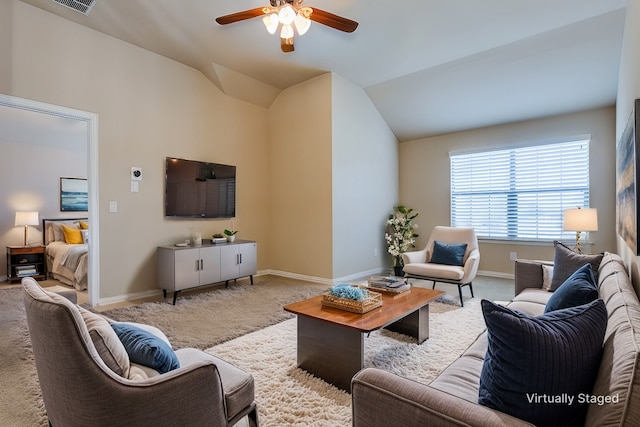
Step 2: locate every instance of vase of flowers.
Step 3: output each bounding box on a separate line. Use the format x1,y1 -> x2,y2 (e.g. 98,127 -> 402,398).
384,204 -> 419,276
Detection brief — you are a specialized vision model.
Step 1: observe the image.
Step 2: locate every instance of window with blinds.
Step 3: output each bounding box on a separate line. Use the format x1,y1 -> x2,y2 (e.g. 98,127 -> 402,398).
450,139 -> 590,241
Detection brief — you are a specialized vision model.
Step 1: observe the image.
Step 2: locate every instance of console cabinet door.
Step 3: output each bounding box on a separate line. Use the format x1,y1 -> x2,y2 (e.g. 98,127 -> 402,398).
220,242 -> 257,281
220,244 -> 240,281
173,248 -> 201,291
238,242 -> 257,277
198,245 -> 221,285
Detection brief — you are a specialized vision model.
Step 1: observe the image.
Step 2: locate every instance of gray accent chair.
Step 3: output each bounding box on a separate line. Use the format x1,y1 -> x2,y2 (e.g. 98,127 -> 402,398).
402,226 -> 480,306
22,277 -> 258,427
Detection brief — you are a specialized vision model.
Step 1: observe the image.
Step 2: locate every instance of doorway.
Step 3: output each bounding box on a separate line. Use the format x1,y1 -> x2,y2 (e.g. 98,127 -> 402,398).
0,94 -> 99,306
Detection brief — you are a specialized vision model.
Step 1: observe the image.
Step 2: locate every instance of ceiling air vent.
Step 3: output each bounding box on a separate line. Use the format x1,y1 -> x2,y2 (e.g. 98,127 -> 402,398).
50,0 -> 97,16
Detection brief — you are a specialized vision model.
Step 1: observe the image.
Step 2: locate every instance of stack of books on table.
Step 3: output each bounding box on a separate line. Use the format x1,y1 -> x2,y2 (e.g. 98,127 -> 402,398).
15,264 -> 38,277
367,276 -> 411,294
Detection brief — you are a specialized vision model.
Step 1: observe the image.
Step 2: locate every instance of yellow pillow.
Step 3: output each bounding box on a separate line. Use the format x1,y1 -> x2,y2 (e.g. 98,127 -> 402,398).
62,224 -> 83,244
79,221 -> 89,229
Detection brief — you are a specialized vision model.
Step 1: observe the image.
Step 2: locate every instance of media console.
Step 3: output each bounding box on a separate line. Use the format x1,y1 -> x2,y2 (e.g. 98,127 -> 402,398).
157,240 -> 257,304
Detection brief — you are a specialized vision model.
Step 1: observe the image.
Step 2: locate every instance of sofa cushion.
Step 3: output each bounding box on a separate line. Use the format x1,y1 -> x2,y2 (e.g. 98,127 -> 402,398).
542,264 -> 554,291
550,241 -> 603,291
430,241 -> 467,266
586,252 -> 640,426
111,322 -> 180,374
479,299 -> 607,427
545,264 -> 598,313
77,306 -> 130,378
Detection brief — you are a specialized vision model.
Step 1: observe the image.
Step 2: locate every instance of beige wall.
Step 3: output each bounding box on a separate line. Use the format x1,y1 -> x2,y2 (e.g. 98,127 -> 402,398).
0,0 -> 11,94
616,0 -> 640,295
267,74 -> 333,279
331,74 -> 399,279
6,1 -> 270,300
399,107 -> 617,276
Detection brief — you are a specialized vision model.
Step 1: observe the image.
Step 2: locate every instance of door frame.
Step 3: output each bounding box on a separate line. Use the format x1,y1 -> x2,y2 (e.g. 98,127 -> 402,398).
0,94 -> 100,306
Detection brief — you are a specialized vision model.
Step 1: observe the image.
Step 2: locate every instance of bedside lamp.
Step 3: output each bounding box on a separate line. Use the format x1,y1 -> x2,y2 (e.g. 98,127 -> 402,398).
15,211 -> 39,246
563,207 -> 598,254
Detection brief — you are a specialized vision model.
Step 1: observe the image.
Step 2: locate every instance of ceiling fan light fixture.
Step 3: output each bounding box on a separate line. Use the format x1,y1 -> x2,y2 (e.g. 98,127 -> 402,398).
280,23 -> 294,39
262,13 -> 279,34
294,13 -> 311,35
278,5 -> 296,26
216,1 -> 358,52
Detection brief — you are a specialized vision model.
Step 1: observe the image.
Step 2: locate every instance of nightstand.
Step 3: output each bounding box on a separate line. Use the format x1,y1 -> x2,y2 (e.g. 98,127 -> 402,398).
6,246 -> 46,283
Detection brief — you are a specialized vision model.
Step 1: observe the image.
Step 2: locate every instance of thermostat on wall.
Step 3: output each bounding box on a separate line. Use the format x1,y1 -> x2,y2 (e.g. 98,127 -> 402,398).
131,167 -> 142,180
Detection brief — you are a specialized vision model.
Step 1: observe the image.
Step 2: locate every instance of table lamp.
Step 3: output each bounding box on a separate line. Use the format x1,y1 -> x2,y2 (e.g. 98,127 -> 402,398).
15,211 -> 39,246
563,207 -> 598,254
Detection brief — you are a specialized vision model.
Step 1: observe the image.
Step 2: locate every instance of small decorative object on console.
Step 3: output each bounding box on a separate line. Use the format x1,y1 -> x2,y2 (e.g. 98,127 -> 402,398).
212,235 -> 227,244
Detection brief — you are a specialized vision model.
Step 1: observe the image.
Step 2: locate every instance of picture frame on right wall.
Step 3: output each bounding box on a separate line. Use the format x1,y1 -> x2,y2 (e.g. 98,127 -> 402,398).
616,98 -> 640,255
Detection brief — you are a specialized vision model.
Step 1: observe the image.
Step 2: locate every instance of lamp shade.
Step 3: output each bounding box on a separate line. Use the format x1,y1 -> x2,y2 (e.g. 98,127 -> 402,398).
15,211 -> 39,227
563,208 -> 598,232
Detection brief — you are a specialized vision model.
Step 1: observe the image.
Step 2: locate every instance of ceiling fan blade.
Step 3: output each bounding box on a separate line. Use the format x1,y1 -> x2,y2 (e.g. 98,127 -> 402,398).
215,7 -> 267,25
281,37 -> 295,53
309,8 -> 358,33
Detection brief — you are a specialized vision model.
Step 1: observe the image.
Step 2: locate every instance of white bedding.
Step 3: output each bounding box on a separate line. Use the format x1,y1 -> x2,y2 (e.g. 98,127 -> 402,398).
46,241 -> 89,291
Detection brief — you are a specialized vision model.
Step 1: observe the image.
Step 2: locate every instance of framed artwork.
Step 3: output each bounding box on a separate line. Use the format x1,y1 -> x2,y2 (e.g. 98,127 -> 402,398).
60,177 -> 88,212
616,99 -> 640,254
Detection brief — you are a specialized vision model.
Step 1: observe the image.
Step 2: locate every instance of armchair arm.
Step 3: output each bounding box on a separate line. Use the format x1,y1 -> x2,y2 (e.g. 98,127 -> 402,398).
402,248 -> 427,265
352,368 -> 534,427
514,259 -> 553,296
461,248 -> 480,284
51,356 -> 229,427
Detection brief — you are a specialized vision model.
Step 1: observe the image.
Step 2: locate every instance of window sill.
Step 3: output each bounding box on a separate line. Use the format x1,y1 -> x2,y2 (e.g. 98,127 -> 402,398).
478,239 -> 594,247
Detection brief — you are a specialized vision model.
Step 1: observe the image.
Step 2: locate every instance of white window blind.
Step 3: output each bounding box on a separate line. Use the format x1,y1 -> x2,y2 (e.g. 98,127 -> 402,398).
450,139 -> 590,241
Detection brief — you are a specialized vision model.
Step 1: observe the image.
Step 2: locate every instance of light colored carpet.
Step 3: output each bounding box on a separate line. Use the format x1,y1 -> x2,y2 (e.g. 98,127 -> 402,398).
0,279 -> 487,426
98,280 -> 327,350
206,299 -> 486,427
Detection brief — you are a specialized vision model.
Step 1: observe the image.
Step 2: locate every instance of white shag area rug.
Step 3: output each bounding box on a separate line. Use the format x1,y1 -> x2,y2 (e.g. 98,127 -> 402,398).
206,299 -> 486,427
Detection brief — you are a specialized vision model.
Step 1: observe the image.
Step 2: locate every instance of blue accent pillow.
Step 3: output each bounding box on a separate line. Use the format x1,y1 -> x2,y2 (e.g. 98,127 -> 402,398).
111,323 -> 180,374
478,299 -> 607,427
545,264 -> 598,313
430,241 -> 467,266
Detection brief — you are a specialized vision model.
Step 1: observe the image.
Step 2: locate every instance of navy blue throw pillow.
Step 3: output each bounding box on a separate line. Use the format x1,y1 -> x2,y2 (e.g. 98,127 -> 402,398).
430,241 -> 467,266
479,299 -> 607,427
545,264 -> 598,313
111,323 -> 180,374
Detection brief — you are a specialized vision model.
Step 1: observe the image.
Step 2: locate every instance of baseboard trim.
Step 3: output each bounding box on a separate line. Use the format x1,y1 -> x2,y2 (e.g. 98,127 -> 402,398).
92,268 -> 513,306
477,270 -> 515,280
262,267 -> 388,285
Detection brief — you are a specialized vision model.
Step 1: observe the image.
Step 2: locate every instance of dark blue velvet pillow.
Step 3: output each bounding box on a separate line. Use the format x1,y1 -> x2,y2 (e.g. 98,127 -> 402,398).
430,241 -> 467,266
479,299 -> 607,427
545,264 -> 598,313
111,323 -> 180,374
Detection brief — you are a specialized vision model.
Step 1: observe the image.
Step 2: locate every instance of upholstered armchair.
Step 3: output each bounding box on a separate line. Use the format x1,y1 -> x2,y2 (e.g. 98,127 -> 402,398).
22,277 -> 258,427
402,226 -> 480,306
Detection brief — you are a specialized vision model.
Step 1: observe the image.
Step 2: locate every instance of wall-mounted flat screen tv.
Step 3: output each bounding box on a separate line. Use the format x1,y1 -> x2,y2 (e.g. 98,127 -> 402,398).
165,157 -> 236,218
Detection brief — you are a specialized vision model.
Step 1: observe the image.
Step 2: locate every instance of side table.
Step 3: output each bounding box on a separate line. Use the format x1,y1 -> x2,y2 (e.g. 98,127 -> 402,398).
6,246 -> 47,283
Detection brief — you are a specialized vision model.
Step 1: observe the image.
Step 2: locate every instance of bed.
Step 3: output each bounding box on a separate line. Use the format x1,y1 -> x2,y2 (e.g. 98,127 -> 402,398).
43,218 -> 89,291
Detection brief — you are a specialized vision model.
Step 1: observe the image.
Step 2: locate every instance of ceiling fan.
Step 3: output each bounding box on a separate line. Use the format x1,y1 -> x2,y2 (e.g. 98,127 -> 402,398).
215,0 -> 358,52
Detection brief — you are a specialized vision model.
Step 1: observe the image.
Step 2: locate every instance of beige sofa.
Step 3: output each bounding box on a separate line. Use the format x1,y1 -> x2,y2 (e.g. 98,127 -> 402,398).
352,252 -> 640,426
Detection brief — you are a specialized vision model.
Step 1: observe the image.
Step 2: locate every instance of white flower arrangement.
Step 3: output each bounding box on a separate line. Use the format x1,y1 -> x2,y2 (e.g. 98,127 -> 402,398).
384,205 -> 419,267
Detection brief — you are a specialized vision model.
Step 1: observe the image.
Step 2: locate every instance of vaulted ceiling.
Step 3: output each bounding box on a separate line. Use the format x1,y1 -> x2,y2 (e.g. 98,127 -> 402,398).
18,0 -> 628,141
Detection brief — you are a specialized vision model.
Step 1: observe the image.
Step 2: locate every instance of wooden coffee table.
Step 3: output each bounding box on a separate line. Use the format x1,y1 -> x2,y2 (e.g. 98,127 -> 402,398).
283,287 -> 444,391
